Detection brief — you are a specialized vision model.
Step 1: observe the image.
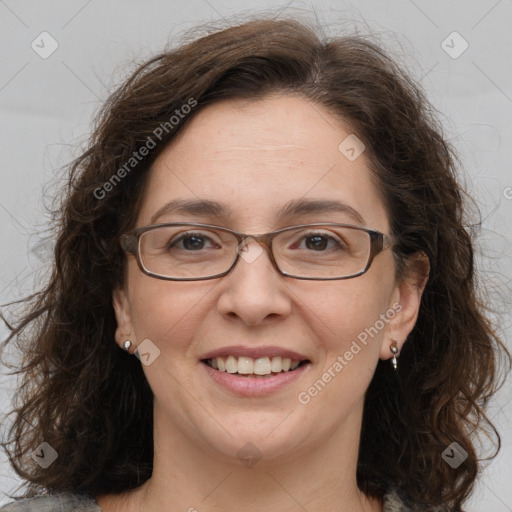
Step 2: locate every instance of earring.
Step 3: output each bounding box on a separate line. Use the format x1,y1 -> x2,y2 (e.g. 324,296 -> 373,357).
123,340 -> 132,352
390,340 -> 399,370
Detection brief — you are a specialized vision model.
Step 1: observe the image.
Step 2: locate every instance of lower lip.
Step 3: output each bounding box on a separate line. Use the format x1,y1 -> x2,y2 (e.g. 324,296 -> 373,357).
201,361 -> 310,397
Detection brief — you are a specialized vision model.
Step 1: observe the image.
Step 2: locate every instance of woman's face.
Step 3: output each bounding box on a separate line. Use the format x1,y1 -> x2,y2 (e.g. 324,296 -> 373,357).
114,94 -> 421,465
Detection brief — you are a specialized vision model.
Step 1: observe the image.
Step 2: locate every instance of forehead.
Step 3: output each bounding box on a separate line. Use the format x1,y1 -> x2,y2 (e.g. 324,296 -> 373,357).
138,94 -> 390,232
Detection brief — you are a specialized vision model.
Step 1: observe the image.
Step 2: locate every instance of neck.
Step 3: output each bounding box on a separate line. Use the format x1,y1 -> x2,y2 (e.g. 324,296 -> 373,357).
101,399 -> 382,512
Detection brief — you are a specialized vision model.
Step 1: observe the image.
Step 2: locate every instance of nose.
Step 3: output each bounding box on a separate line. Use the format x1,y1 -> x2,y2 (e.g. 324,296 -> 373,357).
216,238 -> 292,326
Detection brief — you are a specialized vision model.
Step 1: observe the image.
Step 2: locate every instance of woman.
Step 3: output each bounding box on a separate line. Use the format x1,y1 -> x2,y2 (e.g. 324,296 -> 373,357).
1,17 -> 509,512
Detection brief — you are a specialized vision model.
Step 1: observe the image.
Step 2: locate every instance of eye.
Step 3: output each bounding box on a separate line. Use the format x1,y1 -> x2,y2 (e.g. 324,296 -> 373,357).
168,231 -> 220,251
291,231 -> 346,252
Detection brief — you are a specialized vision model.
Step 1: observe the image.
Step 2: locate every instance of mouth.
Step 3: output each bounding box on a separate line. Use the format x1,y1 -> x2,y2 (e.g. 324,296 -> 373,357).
201,356 -> 311,378
199,345 -> 312,396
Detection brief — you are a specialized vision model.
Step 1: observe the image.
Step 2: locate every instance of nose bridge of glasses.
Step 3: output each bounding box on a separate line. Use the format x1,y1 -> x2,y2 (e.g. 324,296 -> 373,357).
239,231 -> 272,249
232,231 -> 278,270
235,231 -> 267,253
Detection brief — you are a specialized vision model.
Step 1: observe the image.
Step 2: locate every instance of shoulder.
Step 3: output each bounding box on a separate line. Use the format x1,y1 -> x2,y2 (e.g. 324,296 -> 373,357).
0,492 -> 101,512
1,489 -> 448,512
383,488 -> 415,512
383,488 -> 449,512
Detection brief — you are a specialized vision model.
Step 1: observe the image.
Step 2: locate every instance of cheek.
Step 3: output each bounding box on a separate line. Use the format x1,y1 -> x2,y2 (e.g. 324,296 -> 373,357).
126,267 -> 215,357
296,284 -> 391,417
296,278 -> 393,399
301,275 -> 394,349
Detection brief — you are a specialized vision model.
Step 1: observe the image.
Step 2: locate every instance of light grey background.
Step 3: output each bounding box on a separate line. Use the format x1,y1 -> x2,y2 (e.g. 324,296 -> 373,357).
0,1 -> 511,510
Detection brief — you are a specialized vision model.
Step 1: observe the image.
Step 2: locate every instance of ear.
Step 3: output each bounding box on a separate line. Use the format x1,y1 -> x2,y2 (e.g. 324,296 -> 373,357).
380,252 -> 430,360
112,286 -> 136,351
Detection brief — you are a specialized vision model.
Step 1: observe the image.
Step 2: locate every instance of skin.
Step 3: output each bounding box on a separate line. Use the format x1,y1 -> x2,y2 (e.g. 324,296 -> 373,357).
97,94 -> 428,512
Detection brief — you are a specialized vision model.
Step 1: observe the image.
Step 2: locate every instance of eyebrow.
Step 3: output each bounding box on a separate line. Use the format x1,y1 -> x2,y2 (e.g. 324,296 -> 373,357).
150,197 -> 365,226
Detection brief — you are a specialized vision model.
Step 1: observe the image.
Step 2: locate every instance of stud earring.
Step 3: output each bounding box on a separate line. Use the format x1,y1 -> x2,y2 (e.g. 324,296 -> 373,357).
390,340 -> 399,370
123,340 -> 132,352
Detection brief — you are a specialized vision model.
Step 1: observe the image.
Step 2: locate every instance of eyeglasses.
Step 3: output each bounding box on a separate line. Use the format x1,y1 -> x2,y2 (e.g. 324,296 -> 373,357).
120,222 -> 397,281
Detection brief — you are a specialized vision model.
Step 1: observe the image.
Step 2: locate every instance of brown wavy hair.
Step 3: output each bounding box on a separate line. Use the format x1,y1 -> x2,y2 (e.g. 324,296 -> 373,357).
1,16 -> 510,511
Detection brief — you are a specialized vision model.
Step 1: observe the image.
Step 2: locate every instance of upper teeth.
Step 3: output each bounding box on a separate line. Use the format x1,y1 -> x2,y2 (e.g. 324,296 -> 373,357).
208,356 -> 301,375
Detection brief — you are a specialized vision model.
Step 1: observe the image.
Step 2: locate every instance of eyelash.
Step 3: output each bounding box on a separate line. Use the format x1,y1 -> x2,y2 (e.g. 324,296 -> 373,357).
168,231 -> 344,252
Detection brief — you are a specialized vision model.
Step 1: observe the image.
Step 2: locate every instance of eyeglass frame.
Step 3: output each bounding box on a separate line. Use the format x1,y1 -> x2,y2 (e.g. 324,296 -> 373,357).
119,221 -> 398,281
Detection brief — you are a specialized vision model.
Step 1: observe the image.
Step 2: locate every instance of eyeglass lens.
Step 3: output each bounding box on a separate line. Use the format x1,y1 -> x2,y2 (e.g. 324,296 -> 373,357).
137,224 -> 372,279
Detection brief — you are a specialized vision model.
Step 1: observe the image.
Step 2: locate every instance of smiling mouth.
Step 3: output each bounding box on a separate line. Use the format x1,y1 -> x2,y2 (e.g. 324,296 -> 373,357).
202,356 -> 310,378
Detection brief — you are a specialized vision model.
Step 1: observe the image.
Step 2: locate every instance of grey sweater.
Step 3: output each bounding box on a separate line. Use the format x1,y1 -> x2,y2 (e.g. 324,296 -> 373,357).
0,489 -> 444,511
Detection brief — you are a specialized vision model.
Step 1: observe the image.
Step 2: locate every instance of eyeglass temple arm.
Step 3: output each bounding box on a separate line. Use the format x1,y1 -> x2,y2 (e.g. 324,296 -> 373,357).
383,233 -> 397,249
120,234 -> 138,255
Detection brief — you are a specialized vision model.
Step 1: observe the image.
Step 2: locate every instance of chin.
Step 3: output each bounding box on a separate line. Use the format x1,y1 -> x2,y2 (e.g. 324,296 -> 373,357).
199,420 -> 312,467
